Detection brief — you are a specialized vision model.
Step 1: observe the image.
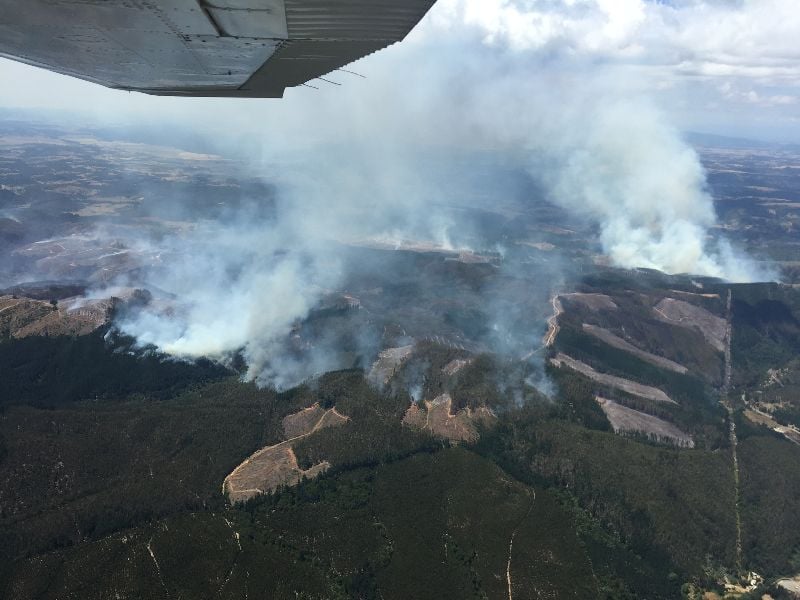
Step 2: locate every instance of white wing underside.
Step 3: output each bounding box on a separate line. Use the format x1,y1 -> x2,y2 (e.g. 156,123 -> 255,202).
0,0 -> 436,98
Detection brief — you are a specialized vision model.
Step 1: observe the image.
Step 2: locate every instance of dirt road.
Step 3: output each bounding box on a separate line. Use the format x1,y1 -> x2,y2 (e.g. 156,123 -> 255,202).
506,490 -> 535,600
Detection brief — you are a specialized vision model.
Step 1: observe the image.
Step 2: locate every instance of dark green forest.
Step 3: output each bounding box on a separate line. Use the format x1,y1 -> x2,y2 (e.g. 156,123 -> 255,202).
3,282 -> 800,598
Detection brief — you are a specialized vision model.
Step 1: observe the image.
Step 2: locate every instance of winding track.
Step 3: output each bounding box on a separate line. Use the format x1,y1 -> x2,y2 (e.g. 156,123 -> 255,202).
543,295 -> 563,348
522,292 -> 562,361
506,490 -> 536,600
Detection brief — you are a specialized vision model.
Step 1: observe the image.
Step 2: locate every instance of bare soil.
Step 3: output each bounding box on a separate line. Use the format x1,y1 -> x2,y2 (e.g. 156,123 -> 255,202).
402,393 -> 495,443
551,353 -> 676,404
745,410 -> 800,446
0,294 -> 112,338
442,358 -> 472,376
224,442 -> 329,504
778,576 -> 800,596
543,295 -> 564,348
596,397 -> 694,447
653,298 -> 727,352
668,290 -> 721,300
224,404 -> 349,503
282,403 -> 326,439
368,344 -> 415,386
583,323 -> 688,374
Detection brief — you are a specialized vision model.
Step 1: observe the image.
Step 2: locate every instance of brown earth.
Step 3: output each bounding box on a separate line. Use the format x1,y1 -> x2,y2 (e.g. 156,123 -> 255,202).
543,295 -> 564,348
596,397 -> 694,448
582,323 -> 689,374
282,403 -> 327,439
224,404 -> 349,504
402,393 -> 495,443
315,408 -> 350,430
653,298 -> 727,352
442,358 -> 472,376
0,295 -> 111,338
368,344 -> 415,386
223,442 -> 330,504
744,409 -> 777,428
668,290 -> 721,300
551,353 -> 677,404
402,403 -> 427,430
0,296 -> 53,336
744,410 -> 800,446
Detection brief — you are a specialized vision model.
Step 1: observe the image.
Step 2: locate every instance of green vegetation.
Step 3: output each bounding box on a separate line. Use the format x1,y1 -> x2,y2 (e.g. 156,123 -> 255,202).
0,378 -> 285,563
737,413 -> 800,575
293,370 -> 439,470
556,324 -> 710,404
548,364 -> 613,431
476,406 -> 737,597
559,287 -> 724,382
4,449 -> 598,600
449,354 -> 509,410
550,333 -> 727,448
0,329 -> 228,407
3,279 -> 800,598
727,284 -> 800,388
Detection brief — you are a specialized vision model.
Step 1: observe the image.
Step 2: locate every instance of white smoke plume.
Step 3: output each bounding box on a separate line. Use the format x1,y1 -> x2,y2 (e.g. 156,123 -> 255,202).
112,196 -> 345,389
110,0 -> 774,386
522,94 -> 765,280
421,2 -> 771,281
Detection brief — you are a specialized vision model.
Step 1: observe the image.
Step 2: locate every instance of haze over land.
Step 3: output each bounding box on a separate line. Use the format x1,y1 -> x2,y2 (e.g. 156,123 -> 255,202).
3,3 -> 800,598
3,1 -> 789,384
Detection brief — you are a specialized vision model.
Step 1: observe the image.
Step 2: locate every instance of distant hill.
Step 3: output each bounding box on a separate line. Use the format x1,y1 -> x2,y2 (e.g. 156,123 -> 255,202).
684,130 -> 800,151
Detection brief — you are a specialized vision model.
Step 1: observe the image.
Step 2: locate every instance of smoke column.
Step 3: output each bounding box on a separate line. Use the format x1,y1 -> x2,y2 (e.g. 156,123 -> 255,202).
522,94 -> 761,280
113,0 -> 771,386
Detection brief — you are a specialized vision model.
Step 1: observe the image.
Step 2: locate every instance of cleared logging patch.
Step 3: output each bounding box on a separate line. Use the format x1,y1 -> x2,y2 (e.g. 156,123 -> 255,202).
224,404 -> 349,503
402,393 -> 495,443
551,353 -> 677,404
596,396 -> 694,448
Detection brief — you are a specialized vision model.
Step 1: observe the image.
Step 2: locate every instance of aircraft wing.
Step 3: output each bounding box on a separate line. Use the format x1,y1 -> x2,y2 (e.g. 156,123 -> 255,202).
0,0 -> 436,98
